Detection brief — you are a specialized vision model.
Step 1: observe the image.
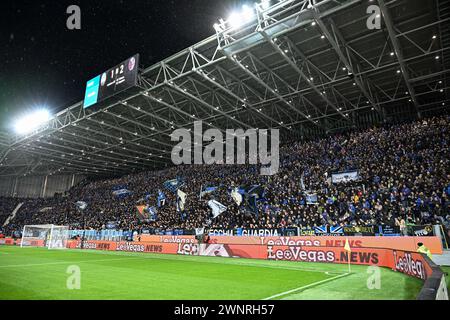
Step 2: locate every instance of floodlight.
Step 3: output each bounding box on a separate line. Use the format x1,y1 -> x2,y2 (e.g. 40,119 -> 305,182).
14,109 -> 51,135
228,5 -> 255,30
228,11 -> 243,29
241,5 -> 254,22
260,0 -> 271,10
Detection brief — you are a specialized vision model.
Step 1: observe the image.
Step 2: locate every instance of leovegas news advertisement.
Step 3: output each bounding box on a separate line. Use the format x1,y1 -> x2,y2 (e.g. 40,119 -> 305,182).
66,240 -> 432,280
210,236 -> 442,254
266,245 -> 431,280
176,243 -> 267,259
175,242 -> 386,265
67,240 -> 179,254
0,238 -> 15,245
176,242 -> 432,280
266,245 -> 387,266
392,250 -> 431,280
137,235 -> 443,254
0,237 -> 45,247
138,235 -> 196,244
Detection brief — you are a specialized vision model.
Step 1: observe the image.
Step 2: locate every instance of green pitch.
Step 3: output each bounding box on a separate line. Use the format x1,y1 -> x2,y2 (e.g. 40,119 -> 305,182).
0,245 -> 423,300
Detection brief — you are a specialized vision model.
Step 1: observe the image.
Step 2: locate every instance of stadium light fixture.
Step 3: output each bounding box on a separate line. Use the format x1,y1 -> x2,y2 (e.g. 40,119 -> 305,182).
13,109 -> 51,135
260,0 -> 271,10
227,4 -> 255,30
228,12 -> 243,29
242,4 -> 254,20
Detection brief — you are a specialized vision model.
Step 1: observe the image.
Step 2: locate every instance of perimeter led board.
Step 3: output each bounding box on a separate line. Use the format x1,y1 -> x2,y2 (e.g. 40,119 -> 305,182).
83,54 -> 139,109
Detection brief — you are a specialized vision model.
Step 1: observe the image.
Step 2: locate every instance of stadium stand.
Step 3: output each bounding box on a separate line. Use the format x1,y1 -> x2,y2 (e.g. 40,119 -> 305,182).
2,115 -> 449,237
0,197 -> 21,226
1,0 -> 449,302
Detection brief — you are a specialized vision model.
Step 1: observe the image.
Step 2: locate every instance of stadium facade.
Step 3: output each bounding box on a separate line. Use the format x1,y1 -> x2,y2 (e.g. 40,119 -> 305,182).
0,0 -> 449,195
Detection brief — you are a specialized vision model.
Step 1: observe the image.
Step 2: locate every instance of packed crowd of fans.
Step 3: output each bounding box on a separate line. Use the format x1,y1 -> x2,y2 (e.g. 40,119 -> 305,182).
0,197 -> 21,227
1,116 -> 449,237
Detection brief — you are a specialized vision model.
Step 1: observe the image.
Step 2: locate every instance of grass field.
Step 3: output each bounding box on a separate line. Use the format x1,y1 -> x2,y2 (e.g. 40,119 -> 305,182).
0,245 -> 424,300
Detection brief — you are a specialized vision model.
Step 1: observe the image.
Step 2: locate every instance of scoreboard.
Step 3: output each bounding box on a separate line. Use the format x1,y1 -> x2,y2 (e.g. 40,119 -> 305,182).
83,54 -> 139,109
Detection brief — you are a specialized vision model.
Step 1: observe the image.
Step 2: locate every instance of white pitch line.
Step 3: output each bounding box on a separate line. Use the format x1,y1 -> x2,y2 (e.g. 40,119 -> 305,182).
0,256 -> 143,268
261,272 -> 350,300
0,248 -> 348,276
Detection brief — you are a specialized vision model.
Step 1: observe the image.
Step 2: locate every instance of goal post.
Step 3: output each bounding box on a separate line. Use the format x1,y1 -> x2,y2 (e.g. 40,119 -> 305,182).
20,224 -> 69,249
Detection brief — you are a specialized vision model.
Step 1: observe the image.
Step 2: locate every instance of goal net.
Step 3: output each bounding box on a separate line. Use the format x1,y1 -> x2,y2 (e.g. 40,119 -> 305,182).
20,224 -> 69,249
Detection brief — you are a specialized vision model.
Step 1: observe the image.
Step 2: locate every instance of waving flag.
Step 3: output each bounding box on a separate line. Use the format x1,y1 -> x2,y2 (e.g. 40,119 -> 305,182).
332,171 -> 360,184
164,178 -> 184,193
75,201 -> 87,211
148,206 -> 158,221
305,192 -> 318,205
231,187 -> 243,206
247,185 -> 265,199
112,188 -> 132,198
157,190 -> 166,207
143,192 -> 153,201
208,200 -> 227,218
200,185 -> 218,199
243,185 -> 265,214
300,173 -> 306,191
136,205 -> 150,220
177,189 -> 187,212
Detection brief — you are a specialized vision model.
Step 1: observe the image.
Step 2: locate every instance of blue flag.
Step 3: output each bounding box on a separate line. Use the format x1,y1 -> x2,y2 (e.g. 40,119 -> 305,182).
163,178 -> 184,194
246,185 -> 265,216
157,190 -> 166,208
200,185 -> 218,199
306,193 -> 318,204
112,188 -> 132,198
148,206 -> 158,221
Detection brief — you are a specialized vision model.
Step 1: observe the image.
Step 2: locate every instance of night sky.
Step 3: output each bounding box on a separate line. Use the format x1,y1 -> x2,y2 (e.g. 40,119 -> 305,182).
0,0 -> 244,130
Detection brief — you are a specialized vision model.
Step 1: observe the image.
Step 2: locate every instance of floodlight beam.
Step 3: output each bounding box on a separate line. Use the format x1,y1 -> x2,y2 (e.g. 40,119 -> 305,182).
13,109 -> 51,135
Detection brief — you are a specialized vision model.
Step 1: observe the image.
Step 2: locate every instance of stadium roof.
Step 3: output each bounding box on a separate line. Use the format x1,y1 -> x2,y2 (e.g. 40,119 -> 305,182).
0,0 -> 448,177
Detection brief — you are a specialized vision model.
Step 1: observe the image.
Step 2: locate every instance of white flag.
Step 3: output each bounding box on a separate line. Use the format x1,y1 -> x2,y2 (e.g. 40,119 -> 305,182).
177,189 -> 187,211
300,172 -> 306,191
75,201 -> 87,210
208,200 -> 227,218
231,188 -> 243,206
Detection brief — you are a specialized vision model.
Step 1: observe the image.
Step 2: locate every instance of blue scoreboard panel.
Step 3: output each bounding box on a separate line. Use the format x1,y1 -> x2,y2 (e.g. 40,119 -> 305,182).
83,54 -> 139,109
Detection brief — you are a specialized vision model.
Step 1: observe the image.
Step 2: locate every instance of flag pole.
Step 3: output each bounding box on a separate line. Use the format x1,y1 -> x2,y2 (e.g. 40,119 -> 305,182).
348,257 -> 351,274
344,237 -> 352,274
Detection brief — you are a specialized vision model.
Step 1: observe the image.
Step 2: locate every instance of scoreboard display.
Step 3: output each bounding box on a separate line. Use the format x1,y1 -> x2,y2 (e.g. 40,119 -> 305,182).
83,54 -> 139,109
